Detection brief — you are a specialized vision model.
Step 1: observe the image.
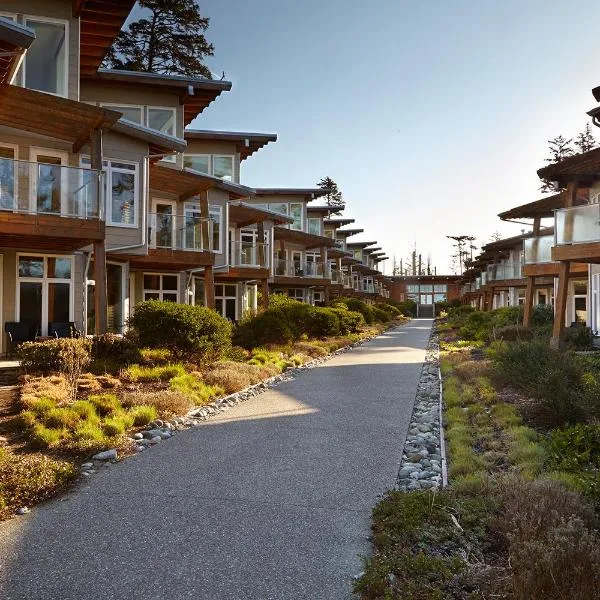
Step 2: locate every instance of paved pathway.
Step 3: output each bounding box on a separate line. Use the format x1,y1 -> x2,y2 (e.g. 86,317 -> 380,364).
0,319 -> 432,600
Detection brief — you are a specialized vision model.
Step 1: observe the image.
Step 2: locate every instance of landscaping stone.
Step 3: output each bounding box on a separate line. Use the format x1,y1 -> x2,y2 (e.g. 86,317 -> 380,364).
92,449 -> 117,461
16,507 -> 30,515
396,330 -> 446,491
80,462 -> 94,471
132,433 -> 144,440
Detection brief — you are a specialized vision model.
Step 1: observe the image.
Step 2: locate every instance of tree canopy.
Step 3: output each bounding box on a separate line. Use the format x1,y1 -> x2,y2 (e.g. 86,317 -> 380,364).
103,0 -> 215,79
317,176 -> 344,214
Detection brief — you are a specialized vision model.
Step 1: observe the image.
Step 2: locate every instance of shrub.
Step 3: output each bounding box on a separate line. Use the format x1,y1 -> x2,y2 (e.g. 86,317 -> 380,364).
492,324 -> 534,342
139,347 -> 173,365
72,421 -> 106,442
129,300 -> 232,361
20,375 -> 69,407
122,363 -> 186,383
565,325 -> 594,350
87,393 -> 121,417
306,307 -> 340,338
291,341 -> 329,358
121,389 -> 196,417
336,297 -> 374,324
233,311 -> 294,349
30,424 -> 66,448
545,424 -> 600,472
395,299 -> 417,317
169,373 -> 222,406
459,311 -> 494,341
0,448 -> 76,518
203,366 -> 253,394
371,307 -> 390,323
129,404 -> 158,426
91,333 -> 141,365
530,304 -> 554,327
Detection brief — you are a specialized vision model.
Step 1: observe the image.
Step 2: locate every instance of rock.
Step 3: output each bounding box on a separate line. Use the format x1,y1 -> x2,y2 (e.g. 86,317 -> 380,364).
407,453 -> 423,463
132,433 -> 144,440
407,481 -> 422,491
92,449 -> 117,461
80,462 -> 94,471
16,507 -> 30,515
144,429 -> 171,440
149,419 -> 164,428
136,446 -> 145,452
149,436 -> 162,444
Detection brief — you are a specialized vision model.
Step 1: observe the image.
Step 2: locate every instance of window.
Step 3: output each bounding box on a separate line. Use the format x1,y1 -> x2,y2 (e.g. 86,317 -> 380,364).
104,105 -> 143,125
434,293 -> 446,302
434,284 -> 447,293
191,276 -> 205,306
24,18 -> 68,96
108,162 -> 137,226
0,146 -> 16,210
148,107 -> 176,137
353,249 -> 362,260
210,206 -> 222,253
420,284 -> 433,293
143,273 -> 178,302
269,203 -> 288,216
290,203 -> 303,231
213,156 -> 234,180
184,154 -> 210,175
308,217 -> 321,236
17,254 -> 73,336
215,284 -> 237,320
285,288 -> 305,301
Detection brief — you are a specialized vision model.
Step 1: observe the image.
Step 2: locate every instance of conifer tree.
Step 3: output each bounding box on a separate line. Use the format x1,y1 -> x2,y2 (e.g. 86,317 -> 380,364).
539,135 -> 574,193
575,123 -> 596,154
317,176 -> 344,214
103,0 -> 215,79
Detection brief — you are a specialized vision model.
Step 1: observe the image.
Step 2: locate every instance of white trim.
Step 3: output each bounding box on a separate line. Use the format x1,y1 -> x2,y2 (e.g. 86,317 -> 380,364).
142,272 -> 180,302
29,147 -> 69,215
101,102 -> 144,125
183,153 -> 211,175
212,155 -> 234,181
0,143 -> 18,210
215,282 -> 238,320
23,15 -> 69,98
150,198 -> 177,249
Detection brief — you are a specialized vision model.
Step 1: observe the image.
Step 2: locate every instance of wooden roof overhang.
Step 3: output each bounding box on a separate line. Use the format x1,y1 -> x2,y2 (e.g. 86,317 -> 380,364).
184,130 -> 277,161
341,256 -> 362,266
89,69 -> 232,124
113,120 -> 187,155
328,248 -> 349,259
0,84 -> 121,152
537,147 -> 600,184
370,251 -> 386,257
324,217 -> 355,227
364,247 -> 382,254
481,231 -> 539,253
229,202 -> 292,227
150,163 -> 214,200
307,204 -> 346,216
125,248 -> 214,271
336,228 -> 364,238
255,188 -> 328,201
0,18 -> 35,85
273,227 -> 336,250
498,194 -> 567,220
271,276 -> 331,287
346,241 -> 377,249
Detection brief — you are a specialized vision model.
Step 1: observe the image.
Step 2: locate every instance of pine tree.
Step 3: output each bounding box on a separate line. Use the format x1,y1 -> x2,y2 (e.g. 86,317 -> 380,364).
575,123 -> 596,154
103,0 -> 215,78
317,176 -> 344,214
539,135 -> 574,193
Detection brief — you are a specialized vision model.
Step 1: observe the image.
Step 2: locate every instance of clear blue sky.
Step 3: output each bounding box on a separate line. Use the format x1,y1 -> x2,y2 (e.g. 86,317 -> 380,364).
172,1 -> 600,272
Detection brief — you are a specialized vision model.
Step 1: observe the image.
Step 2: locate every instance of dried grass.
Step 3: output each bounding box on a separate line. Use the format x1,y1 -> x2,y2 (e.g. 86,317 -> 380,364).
21,375 -> 69,407
121,389 -> 195,418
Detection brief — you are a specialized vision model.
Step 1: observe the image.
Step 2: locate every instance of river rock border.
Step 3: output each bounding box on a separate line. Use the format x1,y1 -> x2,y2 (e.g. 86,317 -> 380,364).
83,326 -> 401,472
396,329 -> 448,491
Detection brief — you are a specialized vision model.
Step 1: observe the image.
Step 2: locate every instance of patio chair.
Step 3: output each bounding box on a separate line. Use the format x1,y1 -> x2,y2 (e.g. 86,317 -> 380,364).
49,322 -> 81,338
4,322 -> 34,357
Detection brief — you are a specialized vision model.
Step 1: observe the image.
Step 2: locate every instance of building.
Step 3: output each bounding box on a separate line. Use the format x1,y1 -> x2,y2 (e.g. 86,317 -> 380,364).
388,275 -> 461,316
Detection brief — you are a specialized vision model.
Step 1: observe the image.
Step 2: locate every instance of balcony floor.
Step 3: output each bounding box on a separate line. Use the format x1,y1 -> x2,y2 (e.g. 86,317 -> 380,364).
217,267 -> 270,281
552,242 -> 600,264
125,248 -> 214,271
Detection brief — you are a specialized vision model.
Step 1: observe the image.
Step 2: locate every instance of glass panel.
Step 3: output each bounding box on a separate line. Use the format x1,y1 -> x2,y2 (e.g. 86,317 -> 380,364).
154,204 -> 173,248
538,293 -> 547,305
47,257 -> 71,279
162,293 -> 177,303
184,155 -> 210,174
143,274 -> 160,290
185,210 -> 203,249
0,147 -> 15,209
290,203 -> 303,230
148,108 -> 175,136
210,208 -> 221,251
108,106 -> 143,125
87,283 -> 95,335
407,285 -> 419,293
524,235 -> 553,264
107,264 -> 123,334
25,20 -> 66,95
269,203 -> 288,216
47,282 -> 69,324
144,292 -> 160,300
225,299 -> 236,320
225,285 -> 237,297
18,257 -> 44,278
213,156 -> 233,180
420,285 -> 433,293
193,277 -> 205,306
19,282 -> 42,335
308,218 -> 320,235
573,281 -> 587,295
162,275 -> 178,291
36,156 -> 62,214
353,249 -> 362,259
111,169 -> 135,225
556,204 -> 600,245
434,293 -> 446,302
575,297 -> 587,323
215,298 -> 224,315
433,284 -> 447,292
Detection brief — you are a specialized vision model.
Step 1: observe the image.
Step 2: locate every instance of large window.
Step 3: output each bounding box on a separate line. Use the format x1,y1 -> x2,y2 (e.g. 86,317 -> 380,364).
17,254 -> 72,336
290,203 -> 303,231
210,206 -> 222,253
148,107 -> 176,137
105,105 -> 143,125
183,154 -> 234,180
143,273 -> 178,302
308,218 -> 321,235
24,18 -> 68,96
183,154 -> 210,175
215,284 -> 237,321
108,161 -> 137,226
0,146 -> 16,210
213,156 -> 234,180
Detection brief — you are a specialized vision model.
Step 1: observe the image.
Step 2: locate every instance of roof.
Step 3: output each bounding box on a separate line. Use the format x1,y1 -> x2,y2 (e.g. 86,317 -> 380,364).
364,247 -> 382,253
229,202 -> 292,226
273,227 -> 336,250
184,129 -> 277,161
537,147 -> 600,182
0,84 -> 120,151
336,228 -> 364,237
113,120 -> 187,154
481,231 -> 541,252
91,69 -> 232,125
75,0 -> 137,77
0,18 -> 35,84
346,241 -> 378,248
327,248 -> 349,259
324,217 -> 355,227
255,188 -> 328,200
498,193 -> 568,220
307,204 -> 345,215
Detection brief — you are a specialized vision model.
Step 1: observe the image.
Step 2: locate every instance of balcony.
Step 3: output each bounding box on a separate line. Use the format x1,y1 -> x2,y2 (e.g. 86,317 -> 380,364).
274,259 -> 330,279
229,240 -> 269,269
0,158 -> 105,249
524,235 -> 553,264
148,213 -> 213,252
486,262 -> 522,281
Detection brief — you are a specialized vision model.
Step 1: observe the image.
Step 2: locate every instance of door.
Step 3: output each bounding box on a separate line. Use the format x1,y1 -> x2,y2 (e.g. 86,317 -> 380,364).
151,200 -> 175,249
30,149 -> 68,215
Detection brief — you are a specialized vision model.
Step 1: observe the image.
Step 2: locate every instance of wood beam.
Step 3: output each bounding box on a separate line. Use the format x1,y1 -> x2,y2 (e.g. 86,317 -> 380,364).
532,217 -> 541,236
551,261 -> 570,350
204,266 -> 215,309
564,181 -> 578,208
257,221 -> 265,268
260,279 -> 269,310
93,240 -> 107,334
523,276 -> 536,327
199,194 -> 210,250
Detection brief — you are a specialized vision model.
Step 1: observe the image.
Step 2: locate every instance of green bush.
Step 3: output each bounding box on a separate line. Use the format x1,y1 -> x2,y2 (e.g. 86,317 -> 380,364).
129,300 -> 232,361
565,326 -> 594,350
17,338 -> 91,375
335,297 -> 374,324
233,311 -> 294,349
306,307 -> 340,337
371,307 -> 390,323
459,307 -> 523,342
530,304 -> 554,327
91,333 -> 141,365
330,307 -> 364,334
122,363 -> 186,382
459,311 -> 494,341
395,299 -> 417,317
545,424 -> 600,472
129,404 -> 158,426
493,324 -> 534,342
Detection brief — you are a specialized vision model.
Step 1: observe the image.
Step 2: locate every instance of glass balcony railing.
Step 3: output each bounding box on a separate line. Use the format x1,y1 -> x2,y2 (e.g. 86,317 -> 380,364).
0,158 -> 104,219
486,262 -> 522,280
148,213 -> 213,251
229,241 -> 269,268
555,203 -> 600,245
274,259 -> 330,278
475,277 -> 481,290
523,235 -> 554,264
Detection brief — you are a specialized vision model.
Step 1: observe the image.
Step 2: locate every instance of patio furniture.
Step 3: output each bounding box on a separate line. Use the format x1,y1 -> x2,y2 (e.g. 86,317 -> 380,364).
49,322 -> 81,338
4,322 -> 34,357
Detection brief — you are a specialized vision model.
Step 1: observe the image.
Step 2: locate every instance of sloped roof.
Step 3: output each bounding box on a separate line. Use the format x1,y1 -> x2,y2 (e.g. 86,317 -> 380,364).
537,147 -> 600,181
498,193 -> 565,220
184,129 -> 276,161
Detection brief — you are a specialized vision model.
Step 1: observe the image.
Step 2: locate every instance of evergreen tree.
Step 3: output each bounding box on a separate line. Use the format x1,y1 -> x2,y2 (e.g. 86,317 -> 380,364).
103,0 -> 215,79
317,176 -> 344,214
539,135 -> 574,193
575,123 -> 596,154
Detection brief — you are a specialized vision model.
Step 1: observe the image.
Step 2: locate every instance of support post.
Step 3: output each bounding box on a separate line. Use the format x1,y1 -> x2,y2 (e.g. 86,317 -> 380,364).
93,241 -> 107,334
199,193 -> 210,250
323,285 -> 330,304
523,276 -> 536,327
257,221 -> 265,267
260,278 -> 269,310
551,261 -> 570,350
204,265 -> 215,309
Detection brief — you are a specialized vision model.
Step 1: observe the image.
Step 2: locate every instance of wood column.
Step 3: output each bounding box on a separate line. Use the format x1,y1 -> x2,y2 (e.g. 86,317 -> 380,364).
532,216 -> 541,237
260,278 -> 269,310
93,241 -> 107,334
257,221 -> 265,267
551,261 -> 570,350
323,284 -> 330,304
199,193 -> 210,250
523,276 -> 536,327
204,266 -> 215,309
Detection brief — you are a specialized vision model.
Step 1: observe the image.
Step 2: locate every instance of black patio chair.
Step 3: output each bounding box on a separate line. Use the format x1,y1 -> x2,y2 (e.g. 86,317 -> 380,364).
49,322 -> 81,338
4,322 -> 34,357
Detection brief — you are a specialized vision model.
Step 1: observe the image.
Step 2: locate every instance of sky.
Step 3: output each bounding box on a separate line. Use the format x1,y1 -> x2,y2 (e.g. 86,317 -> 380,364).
155,1 -> 600,273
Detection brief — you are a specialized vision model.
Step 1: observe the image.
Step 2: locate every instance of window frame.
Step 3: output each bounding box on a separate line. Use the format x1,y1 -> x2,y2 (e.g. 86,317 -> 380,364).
183,154 -> 211,175
105,159 -> 139,228
102,103 -> 144,125
209,205 -> 223,254
142,272 -> 179,303
0,143 -> 18,211
212,155 -> 234,181
29,146 -> 69,215
22,15 -> 69,98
